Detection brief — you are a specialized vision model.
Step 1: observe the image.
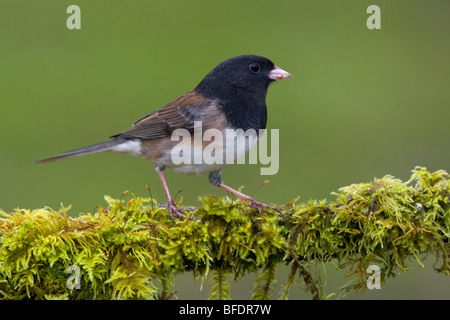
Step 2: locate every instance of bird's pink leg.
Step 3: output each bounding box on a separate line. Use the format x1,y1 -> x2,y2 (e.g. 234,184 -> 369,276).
157,169 -> 186,220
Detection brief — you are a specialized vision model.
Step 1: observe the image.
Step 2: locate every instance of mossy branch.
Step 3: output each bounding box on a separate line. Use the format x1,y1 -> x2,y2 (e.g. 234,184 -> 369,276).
0,166 -> 448,300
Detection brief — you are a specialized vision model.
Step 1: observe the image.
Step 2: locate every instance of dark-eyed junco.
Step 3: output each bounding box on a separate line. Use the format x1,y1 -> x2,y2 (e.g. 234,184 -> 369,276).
36,55 -> 291,219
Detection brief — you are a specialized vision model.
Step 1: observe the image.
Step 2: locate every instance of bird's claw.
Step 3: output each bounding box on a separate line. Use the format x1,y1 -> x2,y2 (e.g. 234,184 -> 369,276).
157,203 -> 195,212
249,199 -> 282,214
158,202 -> 201,222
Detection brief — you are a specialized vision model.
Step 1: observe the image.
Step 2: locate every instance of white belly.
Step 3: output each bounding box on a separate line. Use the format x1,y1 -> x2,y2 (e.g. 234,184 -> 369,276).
168,128 -> 261,175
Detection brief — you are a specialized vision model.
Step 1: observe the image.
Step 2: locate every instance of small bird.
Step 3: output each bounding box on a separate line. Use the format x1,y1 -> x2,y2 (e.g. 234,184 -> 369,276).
36,55 -> 291,219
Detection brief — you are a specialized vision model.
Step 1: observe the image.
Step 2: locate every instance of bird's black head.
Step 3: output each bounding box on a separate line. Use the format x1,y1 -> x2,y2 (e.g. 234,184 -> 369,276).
195,55 -> 291,103
195,55 -> 291,131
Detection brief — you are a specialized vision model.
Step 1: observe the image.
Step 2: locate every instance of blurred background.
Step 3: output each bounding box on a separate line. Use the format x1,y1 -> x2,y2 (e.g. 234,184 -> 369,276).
1,0 -> 448,299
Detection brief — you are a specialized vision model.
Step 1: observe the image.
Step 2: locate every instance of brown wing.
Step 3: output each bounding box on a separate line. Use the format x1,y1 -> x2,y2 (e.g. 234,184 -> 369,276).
112,90 -> 226,140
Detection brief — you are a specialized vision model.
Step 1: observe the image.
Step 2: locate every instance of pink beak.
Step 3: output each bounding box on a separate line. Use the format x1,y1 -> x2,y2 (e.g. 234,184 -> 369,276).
268,66 -> 292,80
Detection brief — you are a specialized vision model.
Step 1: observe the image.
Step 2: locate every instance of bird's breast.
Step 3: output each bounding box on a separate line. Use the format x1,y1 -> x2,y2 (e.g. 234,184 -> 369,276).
159,127 -> 263,175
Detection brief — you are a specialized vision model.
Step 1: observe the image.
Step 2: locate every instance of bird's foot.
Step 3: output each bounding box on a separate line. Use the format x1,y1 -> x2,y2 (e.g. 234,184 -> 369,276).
158,201 -> 187,220
248,199 -> 282,214
217,182 -> 282,215
157,203 -> 195,212
158,201 -> 200,222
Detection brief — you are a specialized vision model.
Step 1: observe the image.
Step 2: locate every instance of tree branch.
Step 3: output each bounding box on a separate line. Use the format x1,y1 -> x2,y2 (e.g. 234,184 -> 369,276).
0,166 -> 448,299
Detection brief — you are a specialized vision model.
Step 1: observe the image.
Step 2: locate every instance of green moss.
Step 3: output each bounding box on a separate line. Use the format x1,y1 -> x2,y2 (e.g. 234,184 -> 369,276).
0,166 -> 448,299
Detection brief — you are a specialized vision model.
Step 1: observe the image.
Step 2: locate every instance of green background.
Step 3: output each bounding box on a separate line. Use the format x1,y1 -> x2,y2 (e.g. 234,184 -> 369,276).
1,0 -> 448,299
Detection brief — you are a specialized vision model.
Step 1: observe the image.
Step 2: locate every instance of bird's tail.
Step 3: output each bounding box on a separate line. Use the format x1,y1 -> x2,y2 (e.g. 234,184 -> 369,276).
35,138 -> 127,164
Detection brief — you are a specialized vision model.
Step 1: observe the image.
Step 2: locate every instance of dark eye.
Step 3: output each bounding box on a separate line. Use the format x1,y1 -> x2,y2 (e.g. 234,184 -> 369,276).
249,63 -> 260,73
